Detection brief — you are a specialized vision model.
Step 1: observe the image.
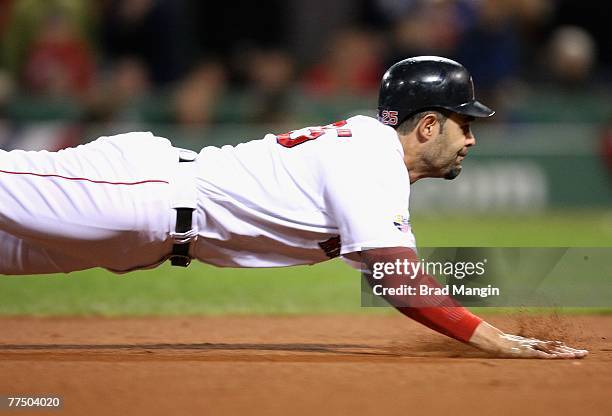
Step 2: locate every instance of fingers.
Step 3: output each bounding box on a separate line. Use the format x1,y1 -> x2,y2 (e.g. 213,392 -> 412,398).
546,342 -> 588,358
521,337 -> 588,359
498,335 -> 589,359
493,333 -> 588,359
552,344 -> 588,358
530,342 -> 588,359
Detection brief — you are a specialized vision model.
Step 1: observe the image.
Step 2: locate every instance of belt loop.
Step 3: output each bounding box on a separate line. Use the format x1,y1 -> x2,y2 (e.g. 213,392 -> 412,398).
169,148 -> 198,267
171,148 -> 198,210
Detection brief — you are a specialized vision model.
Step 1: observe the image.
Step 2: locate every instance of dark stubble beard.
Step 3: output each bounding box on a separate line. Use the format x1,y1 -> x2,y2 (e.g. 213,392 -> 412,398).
434,128 -> 462,180
444,166 -> 462,180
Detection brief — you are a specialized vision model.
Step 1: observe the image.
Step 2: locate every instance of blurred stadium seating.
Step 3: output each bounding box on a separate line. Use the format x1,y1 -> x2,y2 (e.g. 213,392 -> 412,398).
1,0 -> 611,212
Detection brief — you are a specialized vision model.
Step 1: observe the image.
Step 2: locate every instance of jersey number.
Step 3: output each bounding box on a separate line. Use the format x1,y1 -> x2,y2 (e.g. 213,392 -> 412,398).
276,120 -> 352,148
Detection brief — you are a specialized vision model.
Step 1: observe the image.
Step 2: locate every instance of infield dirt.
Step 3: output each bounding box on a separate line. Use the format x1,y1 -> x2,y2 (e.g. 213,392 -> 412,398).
0,315 -> 610,416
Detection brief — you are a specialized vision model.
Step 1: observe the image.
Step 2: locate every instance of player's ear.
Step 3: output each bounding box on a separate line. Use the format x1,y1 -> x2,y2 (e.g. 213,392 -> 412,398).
416,113 -> 438,142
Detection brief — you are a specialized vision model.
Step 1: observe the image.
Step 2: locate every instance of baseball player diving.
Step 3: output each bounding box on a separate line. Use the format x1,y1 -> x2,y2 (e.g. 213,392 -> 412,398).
0,56 -> 587,359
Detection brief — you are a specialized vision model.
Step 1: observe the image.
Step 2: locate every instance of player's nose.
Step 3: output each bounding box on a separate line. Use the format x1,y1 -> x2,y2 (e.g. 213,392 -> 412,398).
466,131 -> 476,147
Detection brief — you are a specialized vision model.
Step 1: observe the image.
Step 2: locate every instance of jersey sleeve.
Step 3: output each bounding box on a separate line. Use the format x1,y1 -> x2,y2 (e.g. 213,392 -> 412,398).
321,138 -> 416,255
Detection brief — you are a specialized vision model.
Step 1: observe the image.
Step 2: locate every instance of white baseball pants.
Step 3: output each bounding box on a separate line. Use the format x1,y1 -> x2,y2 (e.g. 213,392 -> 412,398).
0,132 -> 186,275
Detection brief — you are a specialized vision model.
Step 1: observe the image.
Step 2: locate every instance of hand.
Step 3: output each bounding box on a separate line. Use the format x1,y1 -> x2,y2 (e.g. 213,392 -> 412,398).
468,321 -> 588,359
494,334 -> 588,359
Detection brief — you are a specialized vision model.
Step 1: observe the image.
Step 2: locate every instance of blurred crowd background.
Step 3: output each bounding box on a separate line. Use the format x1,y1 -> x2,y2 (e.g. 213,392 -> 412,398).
0,0 -> 610,210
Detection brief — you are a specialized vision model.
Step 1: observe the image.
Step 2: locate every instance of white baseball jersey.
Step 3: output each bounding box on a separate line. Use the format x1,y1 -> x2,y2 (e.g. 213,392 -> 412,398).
191,115 -> 416,267
0,115 -> 416,274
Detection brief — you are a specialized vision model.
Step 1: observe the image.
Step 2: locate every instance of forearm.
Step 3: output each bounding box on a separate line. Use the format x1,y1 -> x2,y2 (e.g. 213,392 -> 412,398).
362,248 -> 482,342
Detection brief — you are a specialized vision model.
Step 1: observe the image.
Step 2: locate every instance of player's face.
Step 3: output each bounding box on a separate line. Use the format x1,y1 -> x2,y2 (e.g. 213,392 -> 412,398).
430,113 -> 476,180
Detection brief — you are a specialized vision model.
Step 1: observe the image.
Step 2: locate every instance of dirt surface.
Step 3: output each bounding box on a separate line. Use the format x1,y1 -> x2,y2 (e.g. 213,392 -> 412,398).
0,315 -> 610,416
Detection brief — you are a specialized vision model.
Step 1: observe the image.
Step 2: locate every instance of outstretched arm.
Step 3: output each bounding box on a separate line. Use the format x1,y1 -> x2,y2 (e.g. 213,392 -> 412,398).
356,248 -> 587,359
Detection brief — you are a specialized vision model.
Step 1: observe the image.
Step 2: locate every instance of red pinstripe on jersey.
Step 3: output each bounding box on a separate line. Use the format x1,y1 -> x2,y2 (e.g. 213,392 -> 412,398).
0,169 -> 168,185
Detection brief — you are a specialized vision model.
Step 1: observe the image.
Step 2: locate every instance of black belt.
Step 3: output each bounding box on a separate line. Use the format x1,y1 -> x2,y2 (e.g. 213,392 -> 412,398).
170,207 -> 194,267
